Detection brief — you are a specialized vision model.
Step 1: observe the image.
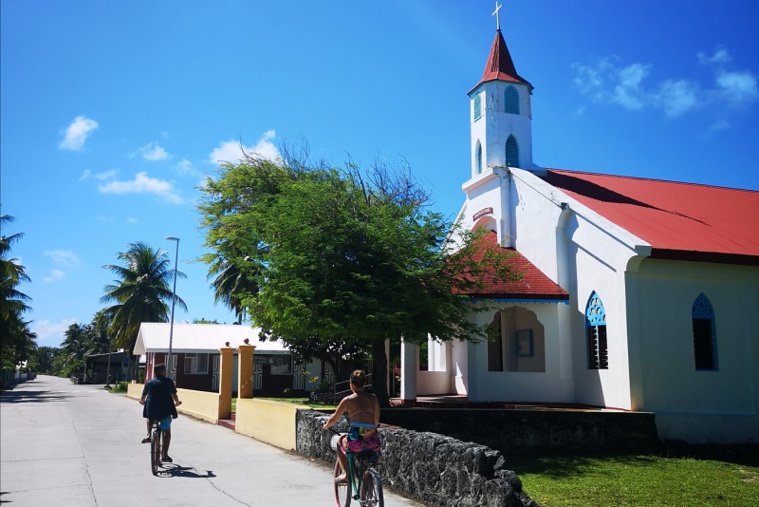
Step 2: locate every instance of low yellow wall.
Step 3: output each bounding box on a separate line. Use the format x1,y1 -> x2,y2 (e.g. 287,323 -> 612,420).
127,381 -> 143,400
235,399 -> 310,451
176,388 -> 221,425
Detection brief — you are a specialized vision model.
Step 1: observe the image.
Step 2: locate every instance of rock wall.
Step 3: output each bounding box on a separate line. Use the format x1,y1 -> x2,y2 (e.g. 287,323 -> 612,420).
379,408 -> 659,452
296,410 -> 538,507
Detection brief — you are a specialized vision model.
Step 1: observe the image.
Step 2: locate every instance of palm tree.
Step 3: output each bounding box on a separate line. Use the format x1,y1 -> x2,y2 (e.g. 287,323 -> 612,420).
207,259 -> 249,325
100,242 -> 187,377
61,322 -> 88,365
0,214 -> 35,379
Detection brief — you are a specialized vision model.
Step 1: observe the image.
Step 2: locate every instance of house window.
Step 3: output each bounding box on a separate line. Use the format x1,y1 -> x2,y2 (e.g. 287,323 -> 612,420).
270,355 -> 292,375
585,292 -> 608,369
473,93 -> 482,121
505,86 -> 519,114
477,143 -> 483,174
692,293 -> 717,370
505,135 -> 519,167
184,353 -> 209,375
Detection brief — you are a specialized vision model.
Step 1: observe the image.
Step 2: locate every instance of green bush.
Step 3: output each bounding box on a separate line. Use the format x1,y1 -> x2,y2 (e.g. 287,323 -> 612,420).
109,381 -> 128,393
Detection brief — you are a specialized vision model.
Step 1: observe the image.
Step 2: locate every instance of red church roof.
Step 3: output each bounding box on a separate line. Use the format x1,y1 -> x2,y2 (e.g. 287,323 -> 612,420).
460,231 -> 569,301
544,169 -> 759,265
470,29 -> 533,93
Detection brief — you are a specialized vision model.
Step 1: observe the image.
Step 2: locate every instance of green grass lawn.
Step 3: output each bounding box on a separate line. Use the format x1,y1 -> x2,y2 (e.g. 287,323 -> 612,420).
231,397 -> 335,412
507,446 -> 759,507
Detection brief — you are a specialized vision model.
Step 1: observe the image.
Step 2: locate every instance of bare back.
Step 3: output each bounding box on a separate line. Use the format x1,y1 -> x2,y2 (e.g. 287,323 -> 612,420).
342,390 -> 380,427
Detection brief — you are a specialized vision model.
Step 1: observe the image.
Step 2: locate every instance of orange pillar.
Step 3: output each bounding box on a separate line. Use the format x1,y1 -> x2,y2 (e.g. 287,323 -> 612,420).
218,345 -> 235,420
237,341 -> 256,399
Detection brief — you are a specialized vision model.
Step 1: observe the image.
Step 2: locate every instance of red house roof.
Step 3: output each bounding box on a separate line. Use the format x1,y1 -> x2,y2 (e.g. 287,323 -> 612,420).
460,231 -> 568,301
544,169 -> 759,265
470,29 -> 533,93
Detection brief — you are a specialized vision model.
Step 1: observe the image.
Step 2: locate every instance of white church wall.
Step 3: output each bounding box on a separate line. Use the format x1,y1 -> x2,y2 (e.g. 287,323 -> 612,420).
631,258 -> 759,443
510,169 -> 638,409
465,303 -> 570,402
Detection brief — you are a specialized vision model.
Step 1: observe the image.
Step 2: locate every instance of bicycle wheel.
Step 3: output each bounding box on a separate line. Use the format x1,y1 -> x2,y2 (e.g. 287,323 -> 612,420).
150,427 -> 162,475
333,459 -> 351,507
360,468 -> 384,507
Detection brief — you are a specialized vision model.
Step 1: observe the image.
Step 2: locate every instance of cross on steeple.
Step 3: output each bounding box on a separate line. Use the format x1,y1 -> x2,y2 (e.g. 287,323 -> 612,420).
492,1 -> 503,31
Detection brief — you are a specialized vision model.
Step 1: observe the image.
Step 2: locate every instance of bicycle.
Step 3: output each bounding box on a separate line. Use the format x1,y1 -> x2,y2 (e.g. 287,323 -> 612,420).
149,420 -> 163,475
329,428 -> 384,507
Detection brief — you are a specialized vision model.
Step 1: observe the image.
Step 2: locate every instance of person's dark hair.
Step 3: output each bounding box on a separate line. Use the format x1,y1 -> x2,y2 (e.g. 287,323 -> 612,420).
350,369 -> 367,388
154,363 -> 167,376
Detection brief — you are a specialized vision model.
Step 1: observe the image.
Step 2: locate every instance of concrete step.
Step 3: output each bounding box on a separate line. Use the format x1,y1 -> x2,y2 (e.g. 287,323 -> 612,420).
218,418 -> 235,430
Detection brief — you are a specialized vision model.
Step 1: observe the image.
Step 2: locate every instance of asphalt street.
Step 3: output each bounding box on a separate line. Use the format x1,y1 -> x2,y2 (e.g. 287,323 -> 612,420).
0,375 -> 423,507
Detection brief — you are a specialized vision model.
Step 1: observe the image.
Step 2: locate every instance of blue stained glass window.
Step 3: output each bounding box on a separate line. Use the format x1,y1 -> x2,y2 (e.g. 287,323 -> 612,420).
585,291 -> 608,369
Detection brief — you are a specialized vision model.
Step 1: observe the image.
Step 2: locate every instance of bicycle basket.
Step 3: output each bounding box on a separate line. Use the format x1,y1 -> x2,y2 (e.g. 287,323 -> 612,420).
330,433 -> 343,451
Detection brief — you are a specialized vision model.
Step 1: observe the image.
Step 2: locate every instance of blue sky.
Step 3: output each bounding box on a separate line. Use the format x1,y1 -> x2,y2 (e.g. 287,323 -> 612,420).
3,1 -> 758,348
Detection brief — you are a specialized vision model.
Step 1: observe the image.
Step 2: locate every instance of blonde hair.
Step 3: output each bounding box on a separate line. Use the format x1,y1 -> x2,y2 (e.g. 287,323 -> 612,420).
349,369 -> 368,388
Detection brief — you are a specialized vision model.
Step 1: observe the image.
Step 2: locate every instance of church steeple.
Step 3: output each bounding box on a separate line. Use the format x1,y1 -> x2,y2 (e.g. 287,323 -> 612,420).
467,9 -> 534,179
472,29 -> 533,92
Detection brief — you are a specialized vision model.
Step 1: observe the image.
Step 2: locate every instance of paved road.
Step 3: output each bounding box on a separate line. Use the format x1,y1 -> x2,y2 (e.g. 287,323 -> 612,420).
1,375 -> 423,507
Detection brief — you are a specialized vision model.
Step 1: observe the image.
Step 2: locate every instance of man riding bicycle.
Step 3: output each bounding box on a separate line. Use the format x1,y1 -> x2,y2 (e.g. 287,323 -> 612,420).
140,364 -> 181,462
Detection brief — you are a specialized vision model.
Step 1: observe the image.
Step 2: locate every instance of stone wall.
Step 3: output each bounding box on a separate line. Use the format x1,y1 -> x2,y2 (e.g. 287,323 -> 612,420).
296,410 -> 538,507
380,408 -> 659,452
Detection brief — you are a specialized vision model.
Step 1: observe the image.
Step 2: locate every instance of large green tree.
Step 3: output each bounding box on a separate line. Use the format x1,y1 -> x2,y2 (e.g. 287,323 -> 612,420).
0,214 -> 36,377
199,155 -> 518,406
100,242 -> 187,377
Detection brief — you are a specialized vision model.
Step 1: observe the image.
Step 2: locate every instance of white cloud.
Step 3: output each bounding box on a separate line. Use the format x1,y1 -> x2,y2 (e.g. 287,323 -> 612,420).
126,217 -> 138,224
708,119 -> 731,133
209,130 -> 281,166
59,116 -> 99,150
80,168 -> 119,181
654,79 -> 700,117
698,48 -> 731,66
174,158 -> 200,176
42,269 -> 66,283
98,171 -> 182,204
136,142 -> 170,161
715,70 -> 759,107
32,318 -> 79,346
44,249 -> 81,268
612,63 -> 650,111
572,47 -> 757,122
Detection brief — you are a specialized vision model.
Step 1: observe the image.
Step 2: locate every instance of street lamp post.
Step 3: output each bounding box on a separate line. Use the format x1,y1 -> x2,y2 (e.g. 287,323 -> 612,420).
166,236 -> 180,380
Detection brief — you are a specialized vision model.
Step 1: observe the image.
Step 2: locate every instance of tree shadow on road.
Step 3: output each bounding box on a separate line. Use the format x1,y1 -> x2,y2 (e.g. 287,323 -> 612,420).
156,464 -> 216,479
0,389 -> 70,404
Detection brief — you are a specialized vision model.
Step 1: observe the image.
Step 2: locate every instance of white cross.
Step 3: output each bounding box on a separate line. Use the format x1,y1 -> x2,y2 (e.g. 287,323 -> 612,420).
492,1 -> 503,30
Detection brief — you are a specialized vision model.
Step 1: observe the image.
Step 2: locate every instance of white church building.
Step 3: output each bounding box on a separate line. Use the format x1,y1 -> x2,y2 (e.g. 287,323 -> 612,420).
399,26 -> 759,444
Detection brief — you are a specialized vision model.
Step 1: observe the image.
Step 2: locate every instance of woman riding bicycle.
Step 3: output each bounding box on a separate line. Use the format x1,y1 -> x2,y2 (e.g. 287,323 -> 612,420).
322,369 -> 381,482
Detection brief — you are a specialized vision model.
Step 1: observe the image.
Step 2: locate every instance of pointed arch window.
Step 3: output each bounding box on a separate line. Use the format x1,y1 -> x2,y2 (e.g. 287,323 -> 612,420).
505,86 -> 520,114
473,93 -> 482,121
692,293 -> 717,370
505,135 -> 519,168
585,292 -> 608,369
477,143 -> 483,174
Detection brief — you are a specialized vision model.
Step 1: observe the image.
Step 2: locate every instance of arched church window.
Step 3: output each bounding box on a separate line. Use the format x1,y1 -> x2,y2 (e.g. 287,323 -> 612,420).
473,93 -> 482,121
477,143 -> 483,174
692,293 -> 718,370
505,86 -> 520,114
505,135 -> 519,167
585,291 -> 608,369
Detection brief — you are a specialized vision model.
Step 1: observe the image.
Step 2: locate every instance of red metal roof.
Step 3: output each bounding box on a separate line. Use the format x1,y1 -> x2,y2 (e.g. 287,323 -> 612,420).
459,231 -> 569,300
470,30 -> 533,93
544,169 -> 759,265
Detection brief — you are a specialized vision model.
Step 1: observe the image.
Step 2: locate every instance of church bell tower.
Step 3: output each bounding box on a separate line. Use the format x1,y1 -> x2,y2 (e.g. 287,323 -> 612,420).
468,7 -> 534,179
